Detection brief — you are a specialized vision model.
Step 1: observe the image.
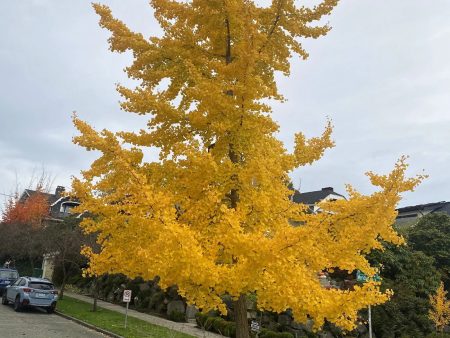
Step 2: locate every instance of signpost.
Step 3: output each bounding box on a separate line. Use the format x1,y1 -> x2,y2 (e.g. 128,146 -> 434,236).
356,270 -> 381,338
250,320 -> 260,337
123,289 -> 132,329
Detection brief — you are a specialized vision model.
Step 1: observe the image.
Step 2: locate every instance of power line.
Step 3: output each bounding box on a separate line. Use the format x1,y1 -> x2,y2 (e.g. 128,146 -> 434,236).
0,192 -> 15,198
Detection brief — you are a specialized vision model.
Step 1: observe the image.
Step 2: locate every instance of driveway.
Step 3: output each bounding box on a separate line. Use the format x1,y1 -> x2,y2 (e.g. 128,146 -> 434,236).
0,302 -> 107,338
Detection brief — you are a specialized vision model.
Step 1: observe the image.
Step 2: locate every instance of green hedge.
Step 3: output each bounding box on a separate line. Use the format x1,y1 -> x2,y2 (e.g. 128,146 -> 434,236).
169,310 -> 186,322
259,328 -> 294,338
195,313 -> 294,338
195,313 -> 236,337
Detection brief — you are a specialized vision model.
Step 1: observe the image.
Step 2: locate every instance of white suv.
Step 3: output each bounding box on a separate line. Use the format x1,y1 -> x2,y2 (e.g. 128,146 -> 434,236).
2,276 -> 58,313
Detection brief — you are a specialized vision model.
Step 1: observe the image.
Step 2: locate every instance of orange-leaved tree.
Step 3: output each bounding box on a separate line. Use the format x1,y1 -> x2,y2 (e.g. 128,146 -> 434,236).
429,281 -> 450,334
1,189 -> 49,270
72,1 -> 425,337
2,193 -> 49,229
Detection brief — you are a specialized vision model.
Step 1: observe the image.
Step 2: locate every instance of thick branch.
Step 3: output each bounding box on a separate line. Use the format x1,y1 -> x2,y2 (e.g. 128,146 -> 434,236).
259,0 -> 284,53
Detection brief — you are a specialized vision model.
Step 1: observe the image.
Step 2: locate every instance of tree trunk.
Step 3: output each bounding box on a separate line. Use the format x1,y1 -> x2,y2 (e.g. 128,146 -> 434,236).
29,253 -> 35,274
59,281 -> 66,300
234,294 -> 249,338
93,294 -> 98,312
59,264 -> 67,300
224,17 -> 248,338
92,277 -> 98,312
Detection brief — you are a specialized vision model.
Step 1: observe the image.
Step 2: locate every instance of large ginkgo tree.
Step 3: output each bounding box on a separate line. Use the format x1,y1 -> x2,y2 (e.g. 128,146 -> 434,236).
72,1 -> 424,337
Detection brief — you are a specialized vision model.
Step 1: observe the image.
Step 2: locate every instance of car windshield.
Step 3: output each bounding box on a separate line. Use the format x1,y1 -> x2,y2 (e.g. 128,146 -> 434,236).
29,282 -> 54,290
0,270 -> 18,279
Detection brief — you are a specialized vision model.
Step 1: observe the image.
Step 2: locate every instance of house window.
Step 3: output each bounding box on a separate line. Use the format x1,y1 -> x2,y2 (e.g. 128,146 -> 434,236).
60,203 -> 75,214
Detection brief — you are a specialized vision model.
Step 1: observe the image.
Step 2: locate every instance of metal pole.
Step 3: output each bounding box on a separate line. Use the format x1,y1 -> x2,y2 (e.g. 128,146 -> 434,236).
125,301 -> 129,329
368,304 -> 372,338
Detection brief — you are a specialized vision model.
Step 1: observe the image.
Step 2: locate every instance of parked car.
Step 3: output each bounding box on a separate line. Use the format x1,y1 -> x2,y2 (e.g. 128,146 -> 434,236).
0,268 -> 19,296
1,276 -> 58,313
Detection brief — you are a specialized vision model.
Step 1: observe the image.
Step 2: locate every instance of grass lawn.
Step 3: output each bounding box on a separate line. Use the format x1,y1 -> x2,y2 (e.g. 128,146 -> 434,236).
56,296 -> 194,338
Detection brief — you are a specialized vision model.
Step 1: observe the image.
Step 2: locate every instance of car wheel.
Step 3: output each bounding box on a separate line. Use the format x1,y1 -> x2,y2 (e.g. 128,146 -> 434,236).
1,293 -> 8,305
13,296 -> 21,312
46,306 -> 55,314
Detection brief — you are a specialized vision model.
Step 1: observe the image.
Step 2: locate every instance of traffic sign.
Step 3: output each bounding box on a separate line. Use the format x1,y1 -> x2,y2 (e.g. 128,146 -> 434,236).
250,320 -> 260,332
356,270 -> 380,338
123,290 -> 132,329
356,270 -> 381,283
123,289 -> 132,303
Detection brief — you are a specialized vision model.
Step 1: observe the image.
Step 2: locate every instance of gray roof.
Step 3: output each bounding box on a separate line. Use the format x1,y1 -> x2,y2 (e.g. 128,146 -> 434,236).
292,187 -> 346,205
19,186 -> 67,205
396,201 -> 450,216
20,189 -> 59,204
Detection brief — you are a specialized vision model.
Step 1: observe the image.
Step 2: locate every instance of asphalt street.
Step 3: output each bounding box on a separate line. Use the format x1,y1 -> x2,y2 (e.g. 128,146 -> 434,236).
0,301 -> 107,338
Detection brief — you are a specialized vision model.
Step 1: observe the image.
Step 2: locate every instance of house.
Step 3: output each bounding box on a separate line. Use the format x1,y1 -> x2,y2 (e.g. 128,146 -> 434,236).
291,187 -> 346,213
395,201 -> 450,229
18,186 -> 80,280
19,186 -> 80,220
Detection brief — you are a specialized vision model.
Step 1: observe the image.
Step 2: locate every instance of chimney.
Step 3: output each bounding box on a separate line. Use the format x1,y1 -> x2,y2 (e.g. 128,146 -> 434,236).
322,187 -> 334,192
55,186 -> 65,197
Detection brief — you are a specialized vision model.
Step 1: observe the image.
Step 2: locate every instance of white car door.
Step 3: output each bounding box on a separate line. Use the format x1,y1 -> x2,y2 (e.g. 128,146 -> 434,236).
7,278 -> 22,301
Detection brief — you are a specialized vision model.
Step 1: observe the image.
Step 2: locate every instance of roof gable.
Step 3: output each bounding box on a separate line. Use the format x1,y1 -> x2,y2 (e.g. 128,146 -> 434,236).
292,187 -> 346,205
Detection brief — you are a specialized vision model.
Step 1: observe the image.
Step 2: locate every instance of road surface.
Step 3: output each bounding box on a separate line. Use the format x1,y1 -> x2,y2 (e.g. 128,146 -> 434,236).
0,301 -> 107,338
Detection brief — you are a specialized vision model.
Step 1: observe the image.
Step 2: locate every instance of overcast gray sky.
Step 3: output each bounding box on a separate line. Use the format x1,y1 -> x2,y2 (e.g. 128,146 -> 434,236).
1,0 -> 449,208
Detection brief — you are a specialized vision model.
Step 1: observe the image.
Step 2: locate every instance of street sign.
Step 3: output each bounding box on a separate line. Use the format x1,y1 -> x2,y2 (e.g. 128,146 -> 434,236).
123,290 -> 132,329
356,270 -> 381,283
123,290 -> 132,303
250,320 -> 260,332
356,270 -> 380,338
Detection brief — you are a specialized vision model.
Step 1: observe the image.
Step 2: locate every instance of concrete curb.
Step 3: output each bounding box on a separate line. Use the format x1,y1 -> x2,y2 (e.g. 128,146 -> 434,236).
55,310 -> 123,338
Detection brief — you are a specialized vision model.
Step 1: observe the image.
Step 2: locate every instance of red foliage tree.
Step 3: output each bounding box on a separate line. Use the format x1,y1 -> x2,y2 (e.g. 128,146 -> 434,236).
2,193 -> 49,228
1,191 -> 50,270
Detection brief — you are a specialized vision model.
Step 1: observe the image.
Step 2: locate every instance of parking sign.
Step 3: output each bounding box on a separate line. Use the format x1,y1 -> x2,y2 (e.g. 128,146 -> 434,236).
250,320 -> 260,332
123,289 -> 132,303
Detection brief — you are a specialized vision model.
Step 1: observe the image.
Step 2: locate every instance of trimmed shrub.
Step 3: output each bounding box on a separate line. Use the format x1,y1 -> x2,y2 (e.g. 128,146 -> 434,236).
204,316 -> 217,331
278,333 -> 295,338
211,317 -> 227,334
195,312 -> 209,328
195,313 -> 236,337
149,291 -> 165,310
223,321 -> 236,337
169,309 -> 186,322
259,328 -> 294,338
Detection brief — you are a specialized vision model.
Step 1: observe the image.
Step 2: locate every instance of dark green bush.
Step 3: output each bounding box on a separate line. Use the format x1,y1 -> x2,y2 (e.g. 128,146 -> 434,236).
223,321 -> 236,337
195,312 -> 209,328
139,288 -> 153,299
149,291 -> 165,309
112,274 -> 127,285
426,334 -> 450,338
278,333 -> 294,338
259,328 -> 294,338
125,281 -> 141,304
168,309 -> 186,322
204,316 -> 216,331
195,313 -> 236,337
211,317 -> 224,332
67,274 -> 82,285
304,332 -> 319,338
139,296 -> 150,309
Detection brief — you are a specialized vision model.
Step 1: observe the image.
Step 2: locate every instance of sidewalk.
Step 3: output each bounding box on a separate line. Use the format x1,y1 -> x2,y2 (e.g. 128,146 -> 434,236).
64,291 -> 222,338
